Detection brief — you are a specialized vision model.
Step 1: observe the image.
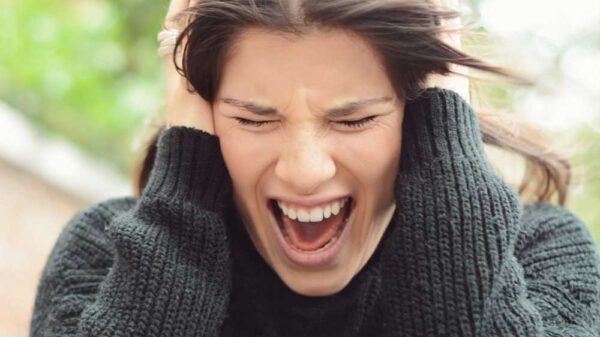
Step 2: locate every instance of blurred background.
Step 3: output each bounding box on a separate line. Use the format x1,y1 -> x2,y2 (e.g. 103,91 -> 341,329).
0,0 -> 598,335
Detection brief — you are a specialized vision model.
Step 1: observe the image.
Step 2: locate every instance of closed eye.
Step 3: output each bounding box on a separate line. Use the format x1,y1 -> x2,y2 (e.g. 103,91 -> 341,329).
234,117 -> 274,127
233,115 -> 378,129
335,116 -> 377,129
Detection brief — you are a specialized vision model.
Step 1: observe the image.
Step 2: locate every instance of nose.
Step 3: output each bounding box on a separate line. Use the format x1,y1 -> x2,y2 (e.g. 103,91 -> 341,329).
274,130 -> 336,195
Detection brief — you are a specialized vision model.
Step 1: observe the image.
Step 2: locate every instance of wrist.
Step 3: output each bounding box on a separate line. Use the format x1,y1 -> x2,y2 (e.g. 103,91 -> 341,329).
143,126 -> 232,214
400,87 -> 487,174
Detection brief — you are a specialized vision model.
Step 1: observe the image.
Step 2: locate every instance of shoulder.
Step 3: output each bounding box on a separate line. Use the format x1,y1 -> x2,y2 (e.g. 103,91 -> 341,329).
515,202 -> 600,292
30,197 -> 138,331
42,196 -> 138,274
516,203 -> 599,255
514,203 -> 600,328
59,196 -> 137,242
73,195 -> 138,225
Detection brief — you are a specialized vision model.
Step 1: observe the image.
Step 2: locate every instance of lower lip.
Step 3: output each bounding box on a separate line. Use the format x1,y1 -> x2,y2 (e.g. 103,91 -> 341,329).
269,199 -> 355,269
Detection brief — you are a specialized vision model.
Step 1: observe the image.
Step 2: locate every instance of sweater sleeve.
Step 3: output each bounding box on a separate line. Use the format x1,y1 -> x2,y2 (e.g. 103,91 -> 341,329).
389,88 -> 600,337
512,203 -> 600,336
29,127 -> 234,337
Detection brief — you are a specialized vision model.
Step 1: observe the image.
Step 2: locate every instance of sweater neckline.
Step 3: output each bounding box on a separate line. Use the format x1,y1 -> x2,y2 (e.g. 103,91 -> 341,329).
224,202 -> 392,333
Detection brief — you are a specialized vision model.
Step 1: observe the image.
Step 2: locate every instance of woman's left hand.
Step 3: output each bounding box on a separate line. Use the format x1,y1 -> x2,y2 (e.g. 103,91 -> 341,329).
383,86 -> 525,336
426,0 -> 470,103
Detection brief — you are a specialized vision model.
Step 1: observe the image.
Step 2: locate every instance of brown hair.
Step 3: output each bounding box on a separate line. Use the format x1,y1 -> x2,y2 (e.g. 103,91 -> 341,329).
133,0 -> 570,205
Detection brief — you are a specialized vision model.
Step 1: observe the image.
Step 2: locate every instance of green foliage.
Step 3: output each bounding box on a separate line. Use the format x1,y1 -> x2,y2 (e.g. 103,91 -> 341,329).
0,0 -> 598,245
568,127 -> 600,245
0,0 -> 167,172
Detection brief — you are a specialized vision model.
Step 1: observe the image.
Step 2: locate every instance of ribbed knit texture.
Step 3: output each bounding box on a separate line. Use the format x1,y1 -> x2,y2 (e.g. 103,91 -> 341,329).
29,88 -> 600,337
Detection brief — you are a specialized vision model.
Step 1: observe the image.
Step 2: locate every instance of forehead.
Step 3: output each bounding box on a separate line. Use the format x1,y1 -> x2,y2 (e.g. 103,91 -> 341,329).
218,27 -> 393,104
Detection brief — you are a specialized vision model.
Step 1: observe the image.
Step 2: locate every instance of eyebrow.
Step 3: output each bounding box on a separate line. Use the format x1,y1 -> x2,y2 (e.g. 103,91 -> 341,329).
220,96 -> 393,118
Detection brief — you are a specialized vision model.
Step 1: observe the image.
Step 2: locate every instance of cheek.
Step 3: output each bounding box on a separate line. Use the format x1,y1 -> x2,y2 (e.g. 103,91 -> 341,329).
219,131 -> 275,194
218,132 -> 278,258
340,129 -> 401,190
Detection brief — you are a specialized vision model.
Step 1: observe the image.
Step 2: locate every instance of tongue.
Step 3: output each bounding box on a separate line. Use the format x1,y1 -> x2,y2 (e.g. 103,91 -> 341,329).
282,207 -> 346,251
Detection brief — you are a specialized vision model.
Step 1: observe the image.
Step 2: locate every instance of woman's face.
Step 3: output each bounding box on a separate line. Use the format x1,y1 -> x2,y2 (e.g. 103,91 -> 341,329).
213,27 -> 403,296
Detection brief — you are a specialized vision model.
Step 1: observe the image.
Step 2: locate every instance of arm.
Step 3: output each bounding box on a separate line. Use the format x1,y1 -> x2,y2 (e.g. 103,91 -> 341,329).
29,127 -> 233,337
388,88 -> 600,336
511,203 -> 600,336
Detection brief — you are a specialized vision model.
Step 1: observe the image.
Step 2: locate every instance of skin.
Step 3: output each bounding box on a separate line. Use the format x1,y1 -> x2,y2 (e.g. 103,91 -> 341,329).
212,27 -> 403,296
163,0 -> 468,297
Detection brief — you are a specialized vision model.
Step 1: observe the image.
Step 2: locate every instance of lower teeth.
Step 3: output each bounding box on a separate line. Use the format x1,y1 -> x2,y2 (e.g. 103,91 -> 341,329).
274,198 -> 352,253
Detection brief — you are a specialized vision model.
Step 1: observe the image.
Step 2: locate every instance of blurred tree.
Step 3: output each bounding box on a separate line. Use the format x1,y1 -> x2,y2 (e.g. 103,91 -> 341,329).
0,0 -> 598,244
569,126 -> 600,242
0,0 -> 166,173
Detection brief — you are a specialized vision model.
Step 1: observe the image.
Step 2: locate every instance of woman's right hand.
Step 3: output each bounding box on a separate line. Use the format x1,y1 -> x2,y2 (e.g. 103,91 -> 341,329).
163,0 -> 215,134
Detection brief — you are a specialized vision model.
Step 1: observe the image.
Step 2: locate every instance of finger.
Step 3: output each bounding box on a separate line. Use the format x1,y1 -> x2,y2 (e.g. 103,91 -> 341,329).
167,0 -> 190,19
162,0 -> 190,70
165,0 -> 190,29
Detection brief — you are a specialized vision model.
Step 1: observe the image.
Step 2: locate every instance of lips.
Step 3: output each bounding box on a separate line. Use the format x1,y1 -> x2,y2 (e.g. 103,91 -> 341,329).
272,198 -> 351,250
267,197 -> 355,268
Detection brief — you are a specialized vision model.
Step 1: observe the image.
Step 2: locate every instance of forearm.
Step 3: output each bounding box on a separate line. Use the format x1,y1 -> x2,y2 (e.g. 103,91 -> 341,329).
390,88 -> 600,336
393,153 -> 523,335
31,127 -> 233,337
79,203 -> 231,336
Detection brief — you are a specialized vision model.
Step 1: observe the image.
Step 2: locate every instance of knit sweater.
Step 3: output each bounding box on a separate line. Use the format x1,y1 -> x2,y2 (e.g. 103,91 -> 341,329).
29,88 -> 600,337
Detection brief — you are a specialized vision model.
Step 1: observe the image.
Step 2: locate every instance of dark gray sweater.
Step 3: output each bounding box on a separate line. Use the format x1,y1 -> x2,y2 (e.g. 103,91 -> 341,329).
29,88 -> 600,336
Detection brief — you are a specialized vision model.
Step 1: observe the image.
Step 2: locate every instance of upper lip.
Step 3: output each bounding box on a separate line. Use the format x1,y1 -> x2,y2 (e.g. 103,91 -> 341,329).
270,195 -> 351,208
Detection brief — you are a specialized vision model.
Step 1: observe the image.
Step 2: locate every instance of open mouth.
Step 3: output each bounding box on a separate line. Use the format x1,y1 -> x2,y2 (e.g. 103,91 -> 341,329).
269,197 -> 354,254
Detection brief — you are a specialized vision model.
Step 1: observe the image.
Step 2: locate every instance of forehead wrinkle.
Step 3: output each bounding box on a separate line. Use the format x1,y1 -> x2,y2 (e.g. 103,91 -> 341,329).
221,98 -> 277,115
327,96 -> 393,117
220,96 -> 393,117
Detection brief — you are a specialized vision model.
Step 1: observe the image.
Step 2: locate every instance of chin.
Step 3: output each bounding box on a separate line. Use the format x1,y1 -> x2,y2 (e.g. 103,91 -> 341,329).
277,266 -> 353,297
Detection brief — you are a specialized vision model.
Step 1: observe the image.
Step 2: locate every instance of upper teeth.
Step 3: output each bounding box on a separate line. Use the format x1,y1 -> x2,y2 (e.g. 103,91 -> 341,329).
276,198 -> 349,223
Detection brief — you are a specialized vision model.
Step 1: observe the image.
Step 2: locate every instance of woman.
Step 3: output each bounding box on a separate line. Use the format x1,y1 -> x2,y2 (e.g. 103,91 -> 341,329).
29,0 -> 600,336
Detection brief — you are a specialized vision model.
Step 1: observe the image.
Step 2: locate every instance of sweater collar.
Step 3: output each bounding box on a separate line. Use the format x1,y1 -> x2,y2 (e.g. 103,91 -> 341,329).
223,202 -> 393,335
